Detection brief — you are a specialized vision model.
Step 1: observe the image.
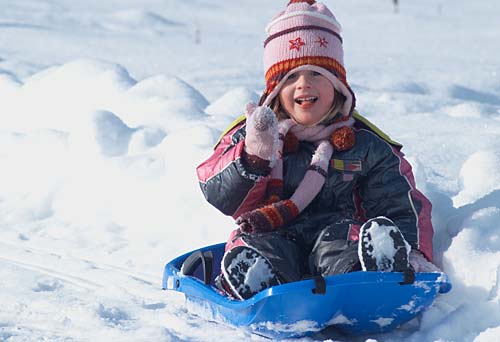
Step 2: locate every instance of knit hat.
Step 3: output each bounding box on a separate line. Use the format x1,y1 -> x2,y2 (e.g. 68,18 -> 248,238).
260,0 -> 355,117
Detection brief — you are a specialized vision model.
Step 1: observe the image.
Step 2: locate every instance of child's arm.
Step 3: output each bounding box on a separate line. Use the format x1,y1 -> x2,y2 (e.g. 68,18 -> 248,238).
196,106 -> 280,219
360,141 -> 434,261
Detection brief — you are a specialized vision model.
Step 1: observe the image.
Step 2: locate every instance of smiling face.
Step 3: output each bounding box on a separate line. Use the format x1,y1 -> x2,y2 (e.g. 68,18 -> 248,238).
278,70 -> 335,126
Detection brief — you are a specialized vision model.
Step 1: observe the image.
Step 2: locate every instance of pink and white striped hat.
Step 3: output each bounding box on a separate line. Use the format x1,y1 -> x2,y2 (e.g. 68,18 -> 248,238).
261,0 -> 355,117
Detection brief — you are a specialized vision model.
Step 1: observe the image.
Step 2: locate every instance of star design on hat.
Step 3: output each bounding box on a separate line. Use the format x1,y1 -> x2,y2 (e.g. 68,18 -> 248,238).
315,37 -> 328,47
289,37 -> 305,51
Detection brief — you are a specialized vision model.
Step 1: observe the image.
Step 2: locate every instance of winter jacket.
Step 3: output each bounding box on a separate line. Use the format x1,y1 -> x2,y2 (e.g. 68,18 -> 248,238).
196,111 -> 434,261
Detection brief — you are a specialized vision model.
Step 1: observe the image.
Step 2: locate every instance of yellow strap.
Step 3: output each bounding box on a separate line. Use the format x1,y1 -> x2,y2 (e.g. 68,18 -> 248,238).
213,115 -> 246,149
213,110 -> 402,150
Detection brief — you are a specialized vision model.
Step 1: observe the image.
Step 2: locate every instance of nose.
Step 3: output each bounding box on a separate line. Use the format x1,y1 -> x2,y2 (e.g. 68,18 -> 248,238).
296,73 -> 312,89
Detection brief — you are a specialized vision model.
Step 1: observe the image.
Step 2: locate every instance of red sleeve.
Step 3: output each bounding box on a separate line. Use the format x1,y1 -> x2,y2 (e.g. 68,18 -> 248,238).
196,124 -> 271,218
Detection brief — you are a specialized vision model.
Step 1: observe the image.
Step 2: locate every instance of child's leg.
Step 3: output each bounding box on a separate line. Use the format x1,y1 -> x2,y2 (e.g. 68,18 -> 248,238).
309,222 -> 362,276
218,229 -> 304,300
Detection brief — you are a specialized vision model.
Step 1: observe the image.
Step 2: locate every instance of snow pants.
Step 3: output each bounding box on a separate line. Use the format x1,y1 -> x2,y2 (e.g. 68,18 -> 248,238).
224,219 -> 362,283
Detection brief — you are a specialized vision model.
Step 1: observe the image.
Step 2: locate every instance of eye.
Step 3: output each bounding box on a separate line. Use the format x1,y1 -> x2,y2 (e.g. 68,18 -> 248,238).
286,72 -> 298,80
310,71 -> 322,77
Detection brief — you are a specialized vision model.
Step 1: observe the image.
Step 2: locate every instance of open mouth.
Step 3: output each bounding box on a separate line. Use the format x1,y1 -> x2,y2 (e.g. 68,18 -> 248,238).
294,96 -> 318,105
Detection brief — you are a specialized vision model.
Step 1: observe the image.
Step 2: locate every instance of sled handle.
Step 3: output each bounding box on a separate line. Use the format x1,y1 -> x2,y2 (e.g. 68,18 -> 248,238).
312,276 -> 326,295
399,268 -> 416,285
180,250 -> 214,285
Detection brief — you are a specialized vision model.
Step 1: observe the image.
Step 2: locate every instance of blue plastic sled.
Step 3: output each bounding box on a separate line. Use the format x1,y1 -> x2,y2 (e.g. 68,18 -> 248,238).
162,243 -> 451,339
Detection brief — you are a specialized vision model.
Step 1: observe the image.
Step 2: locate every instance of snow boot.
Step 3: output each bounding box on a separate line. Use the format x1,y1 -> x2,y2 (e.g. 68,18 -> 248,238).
358,217 -> 414,283
220,246 -> 281,300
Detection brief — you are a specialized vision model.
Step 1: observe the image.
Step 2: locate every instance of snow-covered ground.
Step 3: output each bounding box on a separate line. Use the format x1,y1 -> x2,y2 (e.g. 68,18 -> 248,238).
0,0 -> 499,341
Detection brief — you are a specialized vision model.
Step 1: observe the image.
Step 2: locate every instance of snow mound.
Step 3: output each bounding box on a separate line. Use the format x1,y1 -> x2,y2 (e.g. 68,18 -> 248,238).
205,86 -> 259,118
0,61 -> 209,133
444,206 -> 500,296
89,110 -> 135,157
453,151 -> 500,207
0,59 -> 135,132
24,59 -> 135,93
128,127 -> 166,155
125,75 -> 209,129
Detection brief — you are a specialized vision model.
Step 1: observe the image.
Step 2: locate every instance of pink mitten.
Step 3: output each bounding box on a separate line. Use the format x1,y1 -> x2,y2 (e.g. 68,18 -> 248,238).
244,103 -> 279,165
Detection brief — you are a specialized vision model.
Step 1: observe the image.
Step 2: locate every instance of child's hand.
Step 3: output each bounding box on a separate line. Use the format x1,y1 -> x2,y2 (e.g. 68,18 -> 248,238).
237,205 -> 277,234
244,103 -> 279,165
236,199 -> 299,234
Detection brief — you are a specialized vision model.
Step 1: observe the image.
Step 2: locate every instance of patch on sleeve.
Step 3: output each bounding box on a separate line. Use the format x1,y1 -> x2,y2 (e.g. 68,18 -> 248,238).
332,159 -> 363,172
332,159 -> 363,181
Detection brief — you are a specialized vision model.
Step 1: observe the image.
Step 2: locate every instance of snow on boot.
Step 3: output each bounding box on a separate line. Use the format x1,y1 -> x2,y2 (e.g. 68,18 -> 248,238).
358,217 -> 412,273
221,246 -> 281,300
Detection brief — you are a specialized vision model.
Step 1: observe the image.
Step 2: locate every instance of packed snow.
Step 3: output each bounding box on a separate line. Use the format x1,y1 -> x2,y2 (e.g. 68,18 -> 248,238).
0,0 -> 499,341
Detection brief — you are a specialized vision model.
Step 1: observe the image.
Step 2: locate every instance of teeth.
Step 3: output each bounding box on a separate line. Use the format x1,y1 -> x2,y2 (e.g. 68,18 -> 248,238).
295,96 -> 317,104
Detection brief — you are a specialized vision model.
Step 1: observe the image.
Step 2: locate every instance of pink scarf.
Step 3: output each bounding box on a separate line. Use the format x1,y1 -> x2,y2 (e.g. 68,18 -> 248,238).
237,117 -> 355,234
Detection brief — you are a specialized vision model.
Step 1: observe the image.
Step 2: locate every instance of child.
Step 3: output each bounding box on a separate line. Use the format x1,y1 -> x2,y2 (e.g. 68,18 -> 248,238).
196,0 -> 438,300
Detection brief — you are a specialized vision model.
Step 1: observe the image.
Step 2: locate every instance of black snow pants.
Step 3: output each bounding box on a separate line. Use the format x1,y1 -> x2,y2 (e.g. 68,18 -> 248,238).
224,219 -> 362,283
